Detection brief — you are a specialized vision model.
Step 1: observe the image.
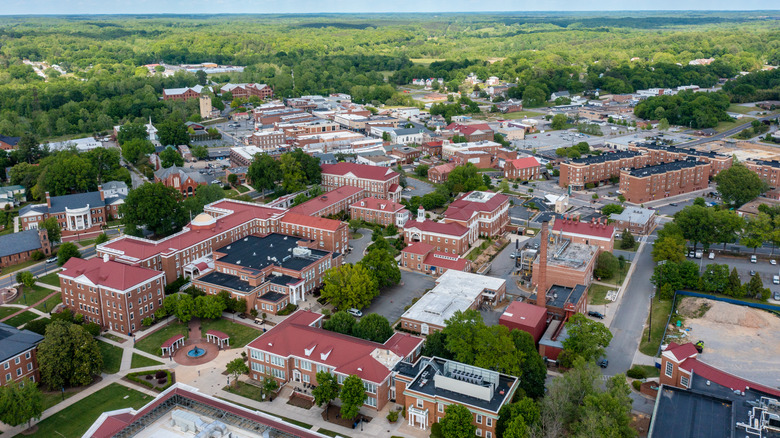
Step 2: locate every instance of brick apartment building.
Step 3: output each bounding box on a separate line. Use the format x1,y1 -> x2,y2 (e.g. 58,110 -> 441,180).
552,215 -> 615,252
18,186 -> 125,241
288,186 -> 366,218
559,151 -> 647,189
162,86 -> 205,101
443,191 -> 510,241
400,242 -> 472,276
428,163 -> 457,184
404,207 -> 472,256
445,123 -> 494,142
627,142 -> 731,177
321,162 -> 402,202
192,234 -> 340,314
349,197 -> 410,228
504,157 -> 543,181
246,310 -> 424,412
278,213 -> 349,254
745,159 -> 780,188
221,83 -> 273,100
0,323 -> 43,387
249,131 -> 286,151
59,257 -> 166,334
230,146 -> 263,168
154,166 -> 208,198
0,229 -> 51,268
619,158 -> 711,204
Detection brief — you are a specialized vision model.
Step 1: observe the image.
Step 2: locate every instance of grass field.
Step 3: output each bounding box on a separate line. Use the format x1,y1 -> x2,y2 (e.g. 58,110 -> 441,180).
235,185 -> 250,193
135,322 -> 189,356
5,311 -> 39,328
639,296 -> 674,356
630,364 -> 661,378
34,294 -> 61,313
0,259 -> 40,276
97,340 -> 123,374
19,383 -> 150,438
714,117 -> 754,133
409,58 -> 446,65
0,306 -> 19,319
36,272 -> 61,287
130,354 -> 163,369
102,333 -> 125,343
41,388 -> 80,412
12,284 -> 56,306
501,110 -> 546,119
225,381 -> 266,402
76,239 -> 97,247
200,318 -> 262,348
597,262 -> 631,286
588,284 -> 614,306
728,104 -> 760,115
318,428 -> 353,438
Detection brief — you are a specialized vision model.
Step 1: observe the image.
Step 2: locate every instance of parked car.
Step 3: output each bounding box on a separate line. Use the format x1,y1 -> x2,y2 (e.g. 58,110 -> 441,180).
588,311 -> 605,319
46,257 -> 57,264
695,250 -> 702,259
687,250 -> 696,258
708,252 -> 715,260
750,270 -> 757,276
774,291 -> 780,301
598,358 -> 609,368
751,255 -> 758,263
669,202 -> 678,206
773,275 -> 780,285
771,259 -> 777,265
347,308 -> 363,318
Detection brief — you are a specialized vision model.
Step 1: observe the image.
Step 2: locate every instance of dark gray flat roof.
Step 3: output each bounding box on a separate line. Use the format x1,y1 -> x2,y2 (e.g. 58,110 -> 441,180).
651,385 -> 732,438
216,233 -> 328,273
570,150 -> 640,164
627,158 -> 705,178
197,271 -> 258,294
258,291 -> 287,303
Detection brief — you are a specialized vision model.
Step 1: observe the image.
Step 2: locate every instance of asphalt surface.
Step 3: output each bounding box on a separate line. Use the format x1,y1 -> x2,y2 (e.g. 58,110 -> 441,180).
363,270 -> 435,324
403,178 -> 436,199
344,228 -> 374,265
675,113 -> 780,147
0,245 -> 97,289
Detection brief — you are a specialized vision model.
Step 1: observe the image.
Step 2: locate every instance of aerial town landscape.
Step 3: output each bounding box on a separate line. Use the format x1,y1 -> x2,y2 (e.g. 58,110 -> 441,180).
1,7 -> 780,438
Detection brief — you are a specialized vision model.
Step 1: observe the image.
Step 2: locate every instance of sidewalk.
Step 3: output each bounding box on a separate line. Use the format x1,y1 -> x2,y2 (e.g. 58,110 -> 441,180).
0,289 -> 59,323
597,240 -> 646,330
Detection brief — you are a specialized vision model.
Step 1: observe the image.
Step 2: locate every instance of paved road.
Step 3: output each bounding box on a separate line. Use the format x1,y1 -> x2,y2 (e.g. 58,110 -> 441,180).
344,228 -> 373,265
676,113 -> 780,147
0,245 -> 97,289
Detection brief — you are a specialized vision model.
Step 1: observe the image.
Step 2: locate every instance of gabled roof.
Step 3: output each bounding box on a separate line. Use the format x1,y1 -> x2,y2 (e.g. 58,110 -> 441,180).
430,163 -> 457,174
350,197 -> 405,213
663,341 -> 699,363
49,191 -> 105,213
423,251 -> 470,272
247,310 -> 423,384
444,191 -> 509,221
0,230 -> 43,258
288,186 -> 365,216
401,241 -> 435,255
507,157 -> 541,169
404,219 -> 469,237
0,322 -> 44,362
281,212 -> 344,232
154,166 -> 207,184
446,123 -> 493,136
321,162 -> 399,182
0,135 -> 20,146
553,217 -> 614,240
59,257 -> 162,292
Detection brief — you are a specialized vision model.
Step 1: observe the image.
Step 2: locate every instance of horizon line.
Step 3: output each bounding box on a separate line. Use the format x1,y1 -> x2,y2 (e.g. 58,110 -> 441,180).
1,10 -> 779,16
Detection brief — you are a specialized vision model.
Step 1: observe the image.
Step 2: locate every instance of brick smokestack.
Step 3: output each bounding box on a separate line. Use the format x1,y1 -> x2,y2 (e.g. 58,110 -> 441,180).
537,220 -> 549,307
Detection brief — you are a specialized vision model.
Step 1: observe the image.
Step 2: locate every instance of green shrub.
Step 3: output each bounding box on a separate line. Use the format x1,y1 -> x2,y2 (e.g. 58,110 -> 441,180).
127,370 -> 174,392
632,380 -> 642,391
83,322 -> 101,337
277,303 -> 298,316
30,250 -> 44,261
626,366 -> 647,379
386,410 -> 399,422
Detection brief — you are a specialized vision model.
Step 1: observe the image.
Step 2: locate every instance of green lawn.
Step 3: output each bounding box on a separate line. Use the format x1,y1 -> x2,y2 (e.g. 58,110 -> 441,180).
130,353 -> 163,369
588,284 -> 614,306
630,364 -> 660,379
5,311 -> 39,328
200,318 -> 262,348
41,388 -> 80,411
102,333 -> 125,343
97,340 -> 123,374
318,428 -> 353,438
728,104 -> 760,115
1,259 -> 40,276
36,271 -> 61,287
501,110 -> 546,119
19,383 -> 150,438
350,232 -> 363,239
714,117 -> 754,133
12,284 -> 56,306
639,295 -> 674,356
235,185 -> 250,193
0,306 -> 20,319
224,381 -> 266,402
34,294 -> 61,313
135,322 -> 189,356
596,262 -> 631,286
76,239 -> 97,247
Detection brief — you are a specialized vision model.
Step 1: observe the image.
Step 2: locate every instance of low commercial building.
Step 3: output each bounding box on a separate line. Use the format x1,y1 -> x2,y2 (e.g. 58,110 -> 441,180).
288,186 -> 366,218
0,322 -> 43,387
389,146 -> 421,164
390,128 -> 424,145
249,130 -> 286,151
246,310 -> 424,412
428,163 -> 457,184
0,229 -> 51,268
404,207 -> 472,256
559,150 -> 647,190
446,123 -> 494,143
499,301 -> 548,344
225,166 -> 248,185
154,166 -> 208,198
451,150 -> 493,169
349,197 -> 410,228
399,270 -> 505,334
442,140 -> 501,160
609,206 -> 657,235
504,157 -> 543,181
395,356 -> 518,436
619,158 -> 710,204
321,162 -> 401,201
552,215 -> 614,252
400,242 -> 472,276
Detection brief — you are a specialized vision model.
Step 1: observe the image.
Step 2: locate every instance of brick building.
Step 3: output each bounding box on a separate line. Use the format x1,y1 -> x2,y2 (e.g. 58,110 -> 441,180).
451,150 -> 493,169
442,191 -> 510,241
389,146 -> 421,165
420,140 -> 443,158
59,257 -> 166,334
0,229 -> 51,268
441,141 -> 501,160
192,233 -> 340,314
288,186 -> 366,218
321,162 -> 402,201
530,221 -> 598,293
246,310 -> 423,412
400,242 -> 472,277
162,86 -> 205,101
349,197 -> 410,228
427,163 -> 456,184
608,206 -> 657,235
154,166 -> 208,198
18,186 -> 126,241
445,123 -> 494,142
0,323 -> 43,386
627,142 -> 731,177
279,213 -> 349,254
499,301 -> 547,344
221,83 -> 273,100
559,151 -> 647,189
0,135 -> 20,150
504,157 -> 543,181
404,207 -> 472,256
745,159 -> 780,189
619,158 -> 710,204
249,131 -> 286,151
230,146 -> 264,168
552,215 -> 614,252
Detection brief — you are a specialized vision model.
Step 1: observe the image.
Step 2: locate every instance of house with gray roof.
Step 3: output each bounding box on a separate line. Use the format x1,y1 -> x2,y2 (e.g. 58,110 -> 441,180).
0,185 -> 24,210
0,229 -> 51,268
154,166 -> 207,197
609,206 -> 657,235
0,322 -> 44,387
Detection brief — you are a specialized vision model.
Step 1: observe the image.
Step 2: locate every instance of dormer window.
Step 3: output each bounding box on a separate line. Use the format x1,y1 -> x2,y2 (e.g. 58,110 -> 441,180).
320,348 -> 332,361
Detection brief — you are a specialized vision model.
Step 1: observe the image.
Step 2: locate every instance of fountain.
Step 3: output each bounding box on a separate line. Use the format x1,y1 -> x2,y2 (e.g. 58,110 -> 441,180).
187,346 -> 206,358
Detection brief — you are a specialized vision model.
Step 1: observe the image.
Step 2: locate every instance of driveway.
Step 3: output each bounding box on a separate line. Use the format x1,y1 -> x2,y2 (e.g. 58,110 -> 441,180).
363,270 -> 435,324
344,228 -> 373,265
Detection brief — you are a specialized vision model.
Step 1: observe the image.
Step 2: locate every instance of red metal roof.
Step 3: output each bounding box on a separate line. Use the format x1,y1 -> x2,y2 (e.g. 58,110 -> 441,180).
59,257 -> 161,291
430,163 -> 457,174
446,123 -> 493,136
206,330 -> 229,339
321,162 -> 399,182
288,186 -> 365,216
444,191 -> 509,221
677,353 -> 780,398
500,301 -> 548,327
350,197 -> 405,213
506,157 -> 541,169
404,219 -> 469,237
281,212 -> 345,232
160,335 -> 184,349
401,241 -> 435,255
553,217 -> 614,240
247,310 -> 423,384
664,341 -> 699,362
423,252 -> 470,271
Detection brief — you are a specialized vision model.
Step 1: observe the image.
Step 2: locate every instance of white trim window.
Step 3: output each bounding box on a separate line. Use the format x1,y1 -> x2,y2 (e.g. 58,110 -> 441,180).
665,361 -> 674,378
680,375 -> 690,388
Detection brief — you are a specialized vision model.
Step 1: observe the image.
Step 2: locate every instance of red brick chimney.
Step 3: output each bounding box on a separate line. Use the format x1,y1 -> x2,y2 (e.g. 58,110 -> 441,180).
98,185 -> 105,201
45,192 -> 51,208
537,220 -> 549,308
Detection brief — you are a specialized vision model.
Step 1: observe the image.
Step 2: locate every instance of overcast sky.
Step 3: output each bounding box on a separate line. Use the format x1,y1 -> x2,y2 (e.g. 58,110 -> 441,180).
3,1 -> 778,15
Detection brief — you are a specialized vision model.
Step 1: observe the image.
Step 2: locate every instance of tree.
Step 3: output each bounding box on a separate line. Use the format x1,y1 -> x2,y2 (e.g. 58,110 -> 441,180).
511,330 -> 547,399
195,294 -> 226,319
0,378 -> 43,430
727,267 -> 744,298
121,183 -> 187,237
551,114 -> 568,130
191,145 -> 209,160
504,415 -> 530,438
40,216 -> 61,243
226,358 -> 248,386
746,272 -> 769,300
574,374 -> 635,438
263,375 -> 279,395
497,398 -> 540,438
14,133 -> 47,164
158,119 -> 190,146
674,205 -> 715,251
85,147 -> 122,185
15,271 -> 35,301
712,209 -> 744,249
359,247 -> 401,289
420,330 -> 453,359
117,123 -> 149,145
322,311 -> 356,335
474,324 -> 522,376
440,404 -> 476,438
121,138 -> 155,165
600,204 -> 624,215
619,229 -> 636,250
313,372 -> 339,418
658,118 -> 670,131
227,173 -> 238,186
522,85 -> 547,108
701,264 -> 730,293
247,153 -> 282,192
195,69 -> 207,85
443,309 -> 484,365
652,223 -> 686,263
562,313 -> 613,363
715,163 -> 768,207
415,164 -> 430,178
159,147 -> 184,168
95,232 -> 110,245
320,264 -> 378,311
352,313 -> 394,343
741,212 -> 771,254
594,252 -> 618,279
57,242 -> 81,266
38,321 -> 103,388
174,294 -> 196,323
339,375 -> 367,420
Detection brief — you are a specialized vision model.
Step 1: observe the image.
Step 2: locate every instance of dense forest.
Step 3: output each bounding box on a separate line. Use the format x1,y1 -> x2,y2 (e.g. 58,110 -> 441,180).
0,13 -> 778,139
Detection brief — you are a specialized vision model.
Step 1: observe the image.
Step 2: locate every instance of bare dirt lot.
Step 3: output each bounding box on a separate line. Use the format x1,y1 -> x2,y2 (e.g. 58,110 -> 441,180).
675,297 -> 780,390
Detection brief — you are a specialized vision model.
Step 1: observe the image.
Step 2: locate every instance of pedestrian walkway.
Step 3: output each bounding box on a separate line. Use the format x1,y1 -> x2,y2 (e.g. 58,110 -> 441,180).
0,290 -> 58,323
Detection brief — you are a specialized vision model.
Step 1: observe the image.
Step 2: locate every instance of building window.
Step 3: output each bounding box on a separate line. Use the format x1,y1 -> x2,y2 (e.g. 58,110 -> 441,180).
476,414 -> 482,424
665,361 -> 673,378
680,375 -> 690,388
476,429 -> 482,437
438,403 -> 444,413
366,396 -> 377,407
416,398 -> 424,408
487,417 -> 492,427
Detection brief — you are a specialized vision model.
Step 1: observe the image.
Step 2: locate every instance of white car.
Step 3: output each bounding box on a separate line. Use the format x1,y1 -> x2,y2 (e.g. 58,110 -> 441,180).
347,308 -> 363,318
771,259 -> 777,265
708,252 -> 715,260
774,275 -> 780,285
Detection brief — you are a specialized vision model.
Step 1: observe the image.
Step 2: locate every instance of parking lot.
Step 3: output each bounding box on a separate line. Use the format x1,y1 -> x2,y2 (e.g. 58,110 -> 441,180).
699,252 -> 780,289
363,270 -> 435,324
403,178 -> 436,198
